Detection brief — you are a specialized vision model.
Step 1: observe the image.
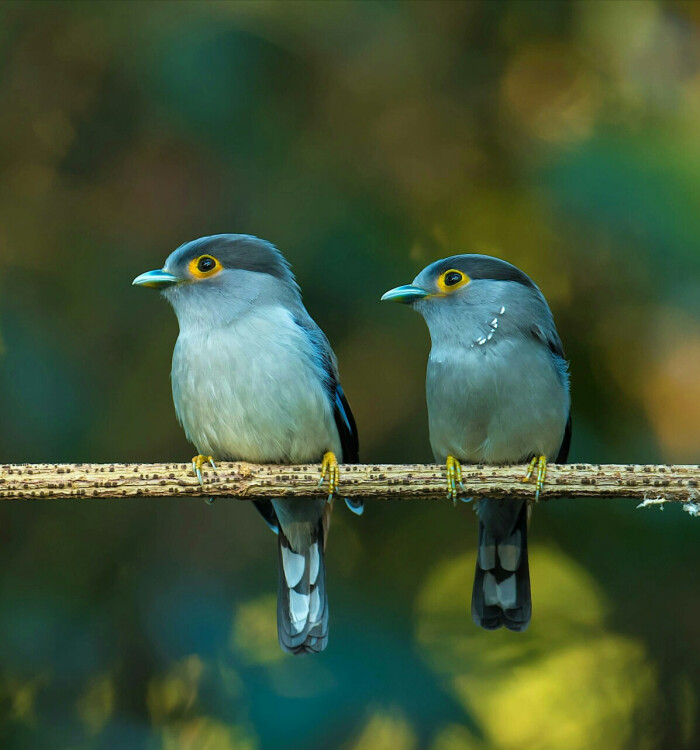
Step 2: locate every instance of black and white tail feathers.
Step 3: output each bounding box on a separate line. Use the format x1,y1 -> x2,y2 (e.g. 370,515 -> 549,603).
472,499 -> 531,632
472,416 -> 571,632
277,521 -> 329,654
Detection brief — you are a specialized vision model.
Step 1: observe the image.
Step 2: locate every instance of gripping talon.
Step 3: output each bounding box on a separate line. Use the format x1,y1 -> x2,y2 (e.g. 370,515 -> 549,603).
524,456 -> 537,483
523,455 -> 547,501
445,455 -> 464,505
319,451 -> 340,501
191,454 -> 217,489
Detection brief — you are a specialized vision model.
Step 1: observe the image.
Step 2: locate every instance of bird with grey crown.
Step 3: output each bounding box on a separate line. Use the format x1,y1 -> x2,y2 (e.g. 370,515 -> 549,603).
382,255 -> 570,631
133,234 -> 360,654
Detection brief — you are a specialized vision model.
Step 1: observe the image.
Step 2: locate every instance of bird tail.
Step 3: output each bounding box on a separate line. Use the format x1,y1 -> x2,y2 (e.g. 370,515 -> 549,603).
276,520 -> 329,654
471,500 -> 531,632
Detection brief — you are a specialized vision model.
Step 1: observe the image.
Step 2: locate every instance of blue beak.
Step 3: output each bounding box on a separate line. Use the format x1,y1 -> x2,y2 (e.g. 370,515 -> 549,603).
132,269 -> 180,289
380,284 -> 429,303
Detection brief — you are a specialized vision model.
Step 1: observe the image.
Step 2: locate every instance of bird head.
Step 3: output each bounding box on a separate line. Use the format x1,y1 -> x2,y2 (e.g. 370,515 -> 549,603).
381,254 -> 539,309
381,253 -> 562,352
133,234 -> 299,327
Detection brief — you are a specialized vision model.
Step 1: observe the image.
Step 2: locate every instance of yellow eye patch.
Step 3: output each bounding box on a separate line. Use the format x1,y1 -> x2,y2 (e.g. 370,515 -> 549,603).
437,268 -> 470,294
189,255 -> 223,279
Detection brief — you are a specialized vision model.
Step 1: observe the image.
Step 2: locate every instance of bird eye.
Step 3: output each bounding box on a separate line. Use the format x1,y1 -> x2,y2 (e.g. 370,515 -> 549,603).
444,271 -> 463,286
189,254 -> 223,279
197,256 -> 217,273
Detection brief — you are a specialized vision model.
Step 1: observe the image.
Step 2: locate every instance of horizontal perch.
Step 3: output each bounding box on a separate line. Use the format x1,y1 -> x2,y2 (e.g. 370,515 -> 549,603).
0,462 -> 698,504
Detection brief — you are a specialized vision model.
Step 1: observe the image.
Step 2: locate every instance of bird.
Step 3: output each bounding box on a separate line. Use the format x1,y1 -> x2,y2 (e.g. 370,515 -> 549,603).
382,254 -> 570,632
133,234 -> 360,654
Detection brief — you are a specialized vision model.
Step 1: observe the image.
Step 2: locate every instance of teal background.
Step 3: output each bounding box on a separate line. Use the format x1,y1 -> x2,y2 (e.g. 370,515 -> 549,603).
0,2 -> 699,748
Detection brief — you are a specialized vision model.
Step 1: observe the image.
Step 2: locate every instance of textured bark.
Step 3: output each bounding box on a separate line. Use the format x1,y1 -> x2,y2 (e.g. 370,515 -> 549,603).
0,462 -> 698,504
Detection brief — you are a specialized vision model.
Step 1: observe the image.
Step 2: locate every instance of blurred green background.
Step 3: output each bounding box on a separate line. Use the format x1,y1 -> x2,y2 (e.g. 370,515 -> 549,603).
0,1 -> 699,748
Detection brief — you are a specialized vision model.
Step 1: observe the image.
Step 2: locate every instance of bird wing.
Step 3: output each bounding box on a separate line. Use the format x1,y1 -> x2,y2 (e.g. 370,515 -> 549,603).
292,314 -> 359,464
294,314 -> 362,514
530,315 -> 565,358
329,381 -> 363,514
530,320 -> 572,464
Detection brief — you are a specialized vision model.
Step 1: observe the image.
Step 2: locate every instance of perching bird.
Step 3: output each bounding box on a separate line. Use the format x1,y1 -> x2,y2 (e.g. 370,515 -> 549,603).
133,234 -> 359,654
382,255 -> 570,631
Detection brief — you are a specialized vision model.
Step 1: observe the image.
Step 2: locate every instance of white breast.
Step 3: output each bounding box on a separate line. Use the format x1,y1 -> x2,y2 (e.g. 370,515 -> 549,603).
427,337 -> 569,464
171,306 -> 340,463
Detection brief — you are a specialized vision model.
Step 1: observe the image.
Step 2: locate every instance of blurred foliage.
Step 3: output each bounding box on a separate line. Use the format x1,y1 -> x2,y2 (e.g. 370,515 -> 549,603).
0,1 -> 699,748
416,548 -> 659,749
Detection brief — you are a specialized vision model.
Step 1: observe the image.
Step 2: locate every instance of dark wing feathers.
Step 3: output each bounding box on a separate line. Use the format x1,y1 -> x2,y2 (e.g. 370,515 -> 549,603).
253,499 -> 280,534
334,384 -> 362,514
333,385 -> 359,463
293,315 -> 359,465
307,327 -> 362,514
556,413 -> 572,464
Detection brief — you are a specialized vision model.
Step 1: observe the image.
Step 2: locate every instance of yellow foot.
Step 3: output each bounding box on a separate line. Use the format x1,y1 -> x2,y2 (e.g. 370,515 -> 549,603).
191,454 -> 217,488
523,455 -> 547,501
446,455 -> 465,505
318,451 -> 340,501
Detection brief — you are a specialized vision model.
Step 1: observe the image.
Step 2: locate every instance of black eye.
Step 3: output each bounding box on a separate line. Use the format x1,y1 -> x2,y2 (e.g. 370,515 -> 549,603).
197,256 -> 217,273
444,271 -> 463,286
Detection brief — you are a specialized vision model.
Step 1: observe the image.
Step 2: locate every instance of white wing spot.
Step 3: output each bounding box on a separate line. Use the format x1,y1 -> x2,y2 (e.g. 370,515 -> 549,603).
281,545 -> 305,588
308,587 -> 321,623
289,590 -> 310,631
308,542 -> 320,585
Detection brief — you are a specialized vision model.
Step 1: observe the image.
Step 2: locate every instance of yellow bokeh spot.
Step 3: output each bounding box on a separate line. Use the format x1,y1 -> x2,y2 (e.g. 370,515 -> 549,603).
416,547 -> 607,673
453,637 -> 656,750
8,674 -> 49,724
77,673 -> 115,735
231,594 -> 285,665
147,655 -> 204,724
415,546 -> 659,750
350,710 -> 418,750
12,683 -> 37,723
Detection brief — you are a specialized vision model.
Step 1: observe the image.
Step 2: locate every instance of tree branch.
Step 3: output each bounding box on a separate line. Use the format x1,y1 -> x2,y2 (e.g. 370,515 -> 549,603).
1,462 -> 699,505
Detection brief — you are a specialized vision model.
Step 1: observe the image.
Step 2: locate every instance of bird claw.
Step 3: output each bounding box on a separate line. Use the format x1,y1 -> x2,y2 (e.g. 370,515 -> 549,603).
523,455 -> 547,501
318,451 -> 340,501
191,454 -> 217,489
446,455 -> 465,505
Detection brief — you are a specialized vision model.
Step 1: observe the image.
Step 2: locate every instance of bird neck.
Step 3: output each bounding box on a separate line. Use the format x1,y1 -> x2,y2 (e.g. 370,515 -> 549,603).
422,300 -> 510,352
